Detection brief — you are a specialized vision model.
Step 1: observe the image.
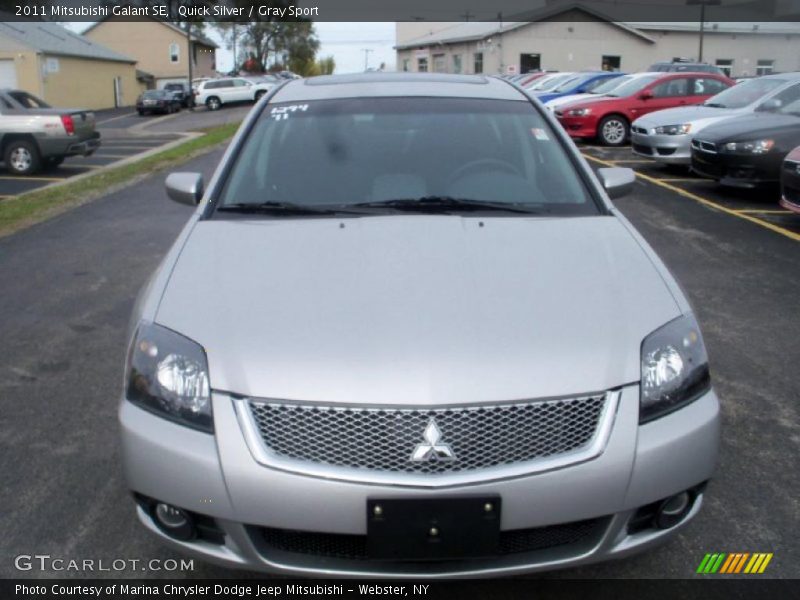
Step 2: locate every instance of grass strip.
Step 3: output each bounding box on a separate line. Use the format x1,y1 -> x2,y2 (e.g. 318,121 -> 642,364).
0,122 -> 239,237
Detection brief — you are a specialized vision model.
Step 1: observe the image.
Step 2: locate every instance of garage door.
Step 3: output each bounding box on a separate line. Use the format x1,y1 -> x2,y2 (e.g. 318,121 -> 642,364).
0,59 -> 17,88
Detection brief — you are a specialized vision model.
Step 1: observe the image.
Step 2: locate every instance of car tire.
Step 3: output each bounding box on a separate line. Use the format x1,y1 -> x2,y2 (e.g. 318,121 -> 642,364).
206,96 -> 221,111
598,115 -> 629,146
4,140 -> 41,176
255,90 -> 266,102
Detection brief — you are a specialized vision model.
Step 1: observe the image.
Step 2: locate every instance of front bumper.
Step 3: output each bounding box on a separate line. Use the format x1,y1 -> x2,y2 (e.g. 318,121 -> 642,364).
691,147 -> 780,188
631,131 -> 691,165
555,114 -> 598,139
119,385 -> 720,577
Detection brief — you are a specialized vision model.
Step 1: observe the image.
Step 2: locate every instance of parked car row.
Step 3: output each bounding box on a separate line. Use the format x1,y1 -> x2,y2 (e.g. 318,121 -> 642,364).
533,67 -> 800,214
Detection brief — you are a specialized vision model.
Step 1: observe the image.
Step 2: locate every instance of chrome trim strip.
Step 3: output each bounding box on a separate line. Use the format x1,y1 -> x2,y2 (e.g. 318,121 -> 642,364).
233,390 -> 621,488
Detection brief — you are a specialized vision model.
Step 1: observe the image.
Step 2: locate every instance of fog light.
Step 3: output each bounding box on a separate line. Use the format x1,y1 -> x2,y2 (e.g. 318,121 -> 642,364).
153,502 -> 195,541
655,492 -> 692,529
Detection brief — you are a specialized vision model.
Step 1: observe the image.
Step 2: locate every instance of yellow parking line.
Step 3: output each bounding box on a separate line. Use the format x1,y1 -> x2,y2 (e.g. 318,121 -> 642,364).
0,175 -> 63,181
582,152 -> 800,242
735,209 -> 792,215
55,163 -> 102,170
609,159 -> 654,164
656,178 -> 703,183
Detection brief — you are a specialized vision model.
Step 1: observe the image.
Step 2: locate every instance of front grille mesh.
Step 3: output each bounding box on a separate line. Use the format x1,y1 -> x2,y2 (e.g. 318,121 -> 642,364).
247,395 -> 606,475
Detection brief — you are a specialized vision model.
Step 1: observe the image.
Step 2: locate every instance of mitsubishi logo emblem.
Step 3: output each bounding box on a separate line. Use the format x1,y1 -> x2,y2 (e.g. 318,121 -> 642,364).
410,419 -> 456,462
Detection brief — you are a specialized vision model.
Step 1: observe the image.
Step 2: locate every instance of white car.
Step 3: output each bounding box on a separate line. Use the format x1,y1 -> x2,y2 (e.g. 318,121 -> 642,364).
195,77 -> 274,111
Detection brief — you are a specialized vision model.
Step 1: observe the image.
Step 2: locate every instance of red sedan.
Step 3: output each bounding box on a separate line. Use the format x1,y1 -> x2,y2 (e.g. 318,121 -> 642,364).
554,71 -> 734,145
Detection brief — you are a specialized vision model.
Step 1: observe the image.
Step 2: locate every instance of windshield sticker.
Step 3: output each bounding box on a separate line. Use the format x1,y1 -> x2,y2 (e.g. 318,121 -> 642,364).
271,104 -> 309,121
531,128 -> 550,141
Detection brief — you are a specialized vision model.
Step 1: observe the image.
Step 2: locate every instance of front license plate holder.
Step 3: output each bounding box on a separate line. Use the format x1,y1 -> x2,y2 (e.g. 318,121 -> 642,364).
367,496 -> 501,560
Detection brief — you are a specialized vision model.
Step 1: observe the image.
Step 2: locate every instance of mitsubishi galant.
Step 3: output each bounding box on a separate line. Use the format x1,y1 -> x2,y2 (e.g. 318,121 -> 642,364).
120,73 -> 720,577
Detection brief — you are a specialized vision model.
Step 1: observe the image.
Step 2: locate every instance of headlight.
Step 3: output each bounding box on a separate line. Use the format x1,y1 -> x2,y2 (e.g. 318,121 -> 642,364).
126,322 -> 212,432
567,108 -> 591,117
654,123 -> 691,135
722,139 -> 775,154
640,314 -> 711,423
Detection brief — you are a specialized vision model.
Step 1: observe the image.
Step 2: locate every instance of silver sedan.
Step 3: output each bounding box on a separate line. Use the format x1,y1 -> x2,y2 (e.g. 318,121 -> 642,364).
120,73 -> 720,577
631,73 -> 800,165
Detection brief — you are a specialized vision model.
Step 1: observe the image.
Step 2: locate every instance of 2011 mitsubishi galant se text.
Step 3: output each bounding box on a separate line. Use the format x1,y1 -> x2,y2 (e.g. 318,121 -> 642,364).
121,73 -> 720,577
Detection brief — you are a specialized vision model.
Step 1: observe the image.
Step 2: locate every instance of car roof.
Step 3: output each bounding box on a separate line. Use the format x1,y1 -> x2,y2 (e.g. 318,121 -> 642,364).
271,73 -> 527,103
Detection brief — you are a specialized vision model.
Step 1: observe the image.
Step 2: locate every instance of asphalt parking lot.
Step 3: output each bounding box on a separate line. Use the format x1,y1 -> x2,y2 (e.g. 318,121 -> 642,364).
0,143 -> 797,580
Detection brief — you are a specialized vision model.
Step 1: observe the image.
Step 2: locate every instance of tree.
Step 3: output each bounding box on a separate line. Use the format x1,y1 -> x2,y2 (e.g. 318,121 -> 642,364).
317,56 -> 336,75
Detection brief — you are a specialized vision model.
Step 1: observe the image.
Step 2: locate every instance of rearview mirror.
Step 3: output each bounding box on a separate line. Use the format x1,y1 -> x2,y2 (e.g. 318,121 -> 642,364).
639,90 -> 654,100
597,167 -> 636,199
165,172 -> 204,206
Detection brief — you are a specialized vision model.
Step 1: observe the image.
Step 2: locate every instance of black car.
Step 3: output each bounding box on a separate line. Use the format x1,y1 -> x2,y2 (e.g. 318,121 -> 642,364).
163,82 -> 193,108
780,145 -> 800,213
690,95 -> 800,188
136,90 -> 181,116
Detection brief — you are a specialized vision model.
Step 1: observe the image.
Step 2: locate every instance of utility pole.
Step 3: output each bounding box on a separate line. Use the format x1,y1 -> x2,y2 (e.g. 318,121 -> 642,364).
232,23 -> 237,75
363,48 -> 373,71
687,0 -> 721,63
460,11 -> 474,21
186,20 -> 194,110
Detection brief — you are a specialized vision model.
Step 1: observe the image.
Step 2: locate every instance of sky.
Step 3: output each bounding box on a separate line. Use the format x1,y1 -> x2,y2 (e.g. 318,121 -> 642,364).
72,22 -> 397,74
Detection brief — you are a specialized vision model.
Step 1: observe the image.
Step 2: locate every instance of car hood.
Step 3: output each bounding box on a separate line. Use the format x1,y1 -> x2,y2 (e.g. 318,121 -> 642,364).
544,93 -> 593,108
695,112 -> 800,142
156,216 -> 680,405
633,105 -> 744,129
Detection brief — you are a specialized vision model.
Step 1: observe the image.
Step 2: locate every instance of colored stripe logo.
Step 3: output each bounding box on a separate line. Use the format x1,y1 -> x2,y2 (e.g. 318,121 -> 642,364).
696,553 -> 773,574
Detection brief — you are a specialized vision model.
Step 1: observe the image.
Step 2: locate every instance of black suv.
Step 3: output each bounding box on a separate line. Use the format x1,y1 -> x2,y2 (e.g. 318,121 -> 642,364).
163,83 -> 193,108
648,61 -> 725,76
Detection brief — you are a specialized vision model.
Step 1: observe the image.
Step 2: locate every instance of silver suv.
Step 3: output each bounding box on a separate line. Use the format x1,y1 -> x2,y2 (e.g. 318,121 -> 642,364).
121,73 -> 720,577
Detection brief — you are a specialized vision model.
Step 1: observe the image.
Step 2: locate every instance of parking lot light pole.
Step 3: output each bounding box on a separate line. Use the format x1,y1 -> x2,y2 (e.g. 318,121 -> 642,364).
687,0 -> 721,63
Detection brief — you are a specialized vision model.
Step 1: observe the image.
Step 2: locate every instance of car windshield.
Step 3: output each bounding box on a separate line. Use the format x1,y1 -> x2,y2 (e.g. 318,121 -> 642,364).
143,91 -> 166,98
8,91 -> 50,109
590,75 -> 631,94
215,97 -> 597,217
703,77 -> 787,108
606,76 -> 659,97
552,74 -> 594,92
530,74 -> 575,91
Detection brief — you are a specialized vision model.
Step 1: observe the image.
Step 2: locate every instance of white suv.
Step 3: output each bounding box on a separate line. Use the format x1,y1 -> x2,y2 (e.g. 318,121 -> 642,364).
195,77 -> 274,111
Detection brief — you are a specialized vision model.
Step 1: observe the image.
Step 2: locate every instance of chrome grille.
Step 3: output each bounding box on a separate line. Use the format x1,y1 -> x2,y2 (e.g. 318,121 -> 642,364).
245,394 -> 608,477
692,139 -> 717,153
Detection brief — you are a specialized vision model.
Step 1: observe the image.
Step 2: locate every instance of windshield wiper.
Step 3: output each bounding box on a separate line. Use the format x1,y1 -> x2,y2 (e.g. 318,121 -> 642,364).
347,196 -> 546,215
216,201 -> 364,216
704,102 -> 727,108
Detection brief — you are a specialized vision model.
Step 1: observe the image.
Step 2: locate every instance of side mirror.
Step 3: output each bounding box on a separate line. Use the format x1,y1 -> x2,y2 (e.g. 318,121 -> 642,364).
639,90 -> 654,100
165,172 -> 204,206
597,167 -> 636,199
757,98 -> 782,112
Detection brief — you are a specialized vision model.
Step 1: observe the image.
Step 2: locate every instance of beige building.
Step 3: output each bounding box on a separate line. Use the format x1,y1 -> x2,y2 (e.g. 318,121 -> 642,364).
84,18 -> 217,88
396,9 -> 800,77
0,21 -> 139,110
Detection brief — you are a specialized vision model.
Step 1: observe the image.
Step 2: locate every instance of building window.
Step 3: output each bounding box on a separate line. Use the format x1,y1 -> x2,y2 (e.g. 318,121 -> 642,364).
452,54 -> 462,74
715,59 -> 733,77
402,58 -> 410,72
601,55 -> 621,71
473,52 -> 483,74
433,53 -> 446,73
417,57 -> 428,72
756,59 -> 774,75
169,42 -> 180,63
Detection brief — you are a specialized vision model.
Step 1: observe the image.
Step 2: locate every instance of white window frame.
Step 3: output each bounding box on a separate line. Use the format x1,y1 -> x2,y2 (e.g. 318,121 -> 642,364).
756,59 -> 774,76
715,59 -> 733,77
169,42 -> 180,64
